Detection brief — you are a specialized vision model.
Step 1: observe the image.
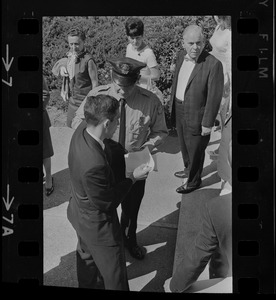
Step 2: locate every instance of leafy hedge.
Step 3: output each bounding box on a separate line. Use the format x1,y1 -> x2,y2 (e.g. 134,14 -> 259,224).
43,16 -> 216,126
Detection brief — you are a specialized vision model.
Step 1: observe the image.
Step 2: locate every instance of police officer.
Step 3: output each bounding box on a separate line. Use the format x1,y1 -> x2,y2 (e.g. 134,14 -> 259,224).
72,57 -> 168,259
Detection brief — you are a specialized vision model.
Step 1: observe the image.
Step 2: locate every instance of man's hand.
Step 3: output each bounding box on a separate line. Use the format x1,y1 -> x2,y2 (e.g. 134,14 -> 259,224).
60,66 -> 69,77
127,164 -> 151,183
201,126 -> 212,136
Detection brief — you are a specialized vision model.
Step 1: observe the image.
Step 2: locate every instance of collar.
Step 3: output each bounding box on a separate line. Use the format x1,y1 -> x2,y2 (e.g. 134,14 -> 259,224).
66,48 -> 86,61
110,84 -> 122,101
110,83 -> 137,102
86,128 -> 105,150
184,54 -> 196,63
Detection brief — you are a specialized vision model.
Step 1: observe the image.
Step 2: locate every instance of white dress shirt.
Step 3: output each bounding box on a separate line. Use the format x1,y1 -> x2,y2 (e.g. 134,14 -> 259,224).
175,55 -> 196,101
86,128 -> 105,150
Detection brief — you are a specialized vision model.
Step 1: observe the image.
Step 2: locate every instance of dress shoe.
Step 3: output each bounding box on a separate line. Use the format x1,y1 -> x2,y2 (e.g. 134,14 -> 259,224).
45,177 -> 54,196
127,244 -> 145,260
174,169 -> 189,178
176,182 -> 201,194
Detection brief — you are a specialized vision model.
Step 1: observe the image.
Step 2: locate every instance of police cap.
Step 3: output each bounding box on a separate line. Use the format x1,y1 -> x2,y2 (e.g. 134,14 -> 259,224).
108,57 -> 146,86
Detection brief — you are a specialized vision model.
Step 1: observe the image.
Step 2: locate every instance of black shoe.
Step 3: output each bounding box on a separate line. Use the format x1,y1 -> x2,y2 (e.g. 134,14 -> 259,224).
127,244 -> 145,260
174,169 -> 189,178
45,177 -> 54,196
176,182 -> 201,194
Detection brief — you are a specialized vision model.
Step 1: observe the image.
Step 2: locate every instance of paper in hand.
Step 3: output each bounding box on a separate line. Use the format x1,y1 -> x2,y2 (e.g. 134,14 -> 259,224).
124,146 -> 156,174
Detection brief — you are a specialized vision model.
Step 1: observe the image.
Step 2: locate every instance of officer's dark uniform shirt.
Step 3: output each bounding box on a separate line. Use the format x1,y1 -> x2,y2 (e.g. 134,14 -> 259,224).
72,84 -> 168,152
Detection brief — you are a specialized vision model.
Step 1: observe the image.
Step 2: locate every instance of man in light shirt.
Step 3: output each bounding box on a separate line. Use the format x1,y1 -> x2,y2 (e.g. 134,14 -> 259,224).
71,57 -> 168,260
170,24 -> 224,194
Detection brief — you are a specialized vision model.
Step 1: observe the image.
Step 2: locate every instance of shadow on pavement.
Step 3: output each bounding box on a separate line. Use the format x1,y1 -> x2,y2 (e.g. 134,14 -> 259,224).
43,209 -> 179,292
154,130 -> 180,155
126,209 -> 179,292
201,160 -> 217,177
44,168 -> 71,210
44,251 -> 78,288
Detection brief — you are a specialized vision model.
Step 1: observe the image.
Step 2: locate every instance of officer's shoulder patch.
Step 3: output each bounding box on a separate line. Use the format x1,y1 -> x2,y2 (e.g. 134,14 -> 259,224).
95,84 -> 111,93
86,85 -> 111,98
138,86 -> 151,98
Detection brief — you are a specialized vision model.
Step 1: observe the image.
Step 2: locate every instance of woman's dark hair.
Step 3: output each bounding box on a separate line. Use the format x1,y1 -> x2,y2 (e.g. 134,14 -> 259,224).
125,17 -> 144,37
84,94 -> 119,126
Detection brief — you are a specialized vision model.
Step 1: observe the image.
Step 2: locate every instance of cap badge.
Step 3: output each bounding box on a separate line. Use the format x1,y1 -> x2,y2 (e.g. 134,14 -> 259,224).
120,63 -> 130,74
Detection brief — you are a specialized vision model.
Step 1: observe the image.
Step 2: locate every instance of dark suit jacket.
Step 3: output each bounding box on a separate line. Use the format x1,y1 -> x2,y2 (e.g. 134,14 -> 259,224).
170,193 -> 232,292
67,121 -> 133,247
170,50 -> 224,134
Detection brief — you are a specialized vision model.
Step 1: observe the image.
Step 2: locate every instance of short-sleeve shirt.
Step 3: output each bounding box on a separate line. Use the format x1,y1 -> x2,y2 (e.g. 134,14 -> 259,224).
126,43 -> 158,78
72,84 -> 168,152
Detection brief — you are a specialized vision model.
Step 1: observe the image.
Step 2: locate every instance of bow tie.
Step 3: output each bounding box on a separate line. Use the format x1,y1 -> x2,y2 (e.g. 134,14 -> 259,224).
184,56 -> 196,63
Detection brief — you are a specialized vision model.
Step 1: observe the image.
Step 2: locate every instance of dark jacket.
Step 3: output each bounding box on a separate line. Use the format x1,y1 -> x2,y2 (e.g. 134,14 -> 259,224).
69,51 -> 93,105
170,50 -> 224,134
67,121 -> 133,247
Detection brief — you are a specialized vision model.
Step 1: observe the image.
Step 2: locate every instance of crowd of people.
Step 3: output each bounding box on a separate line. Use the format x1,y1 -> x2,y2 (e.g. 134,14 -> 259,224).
43,16 -> 232,292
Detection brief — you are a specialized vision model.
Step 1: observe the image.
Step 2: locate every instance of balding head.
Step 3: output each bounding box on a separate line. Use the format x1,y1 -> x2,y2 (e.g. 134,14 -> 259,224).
182,24 -> 205,61
183,24 -> 205,42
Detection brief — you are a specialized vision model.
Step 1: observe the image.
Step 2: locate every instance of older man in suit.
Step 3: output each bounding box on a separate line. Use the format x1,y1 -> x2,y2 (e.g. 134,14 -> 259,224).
170,24 -> 224,193
67,94 -> 150,290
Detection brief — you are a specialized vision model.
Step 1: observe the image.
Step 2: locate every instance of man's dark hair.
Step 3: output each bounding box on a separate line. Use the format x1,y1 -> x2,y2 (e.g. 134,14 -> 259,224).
84,94 -> 119,126
125,17 -> 144,37
67,27 -> 86,41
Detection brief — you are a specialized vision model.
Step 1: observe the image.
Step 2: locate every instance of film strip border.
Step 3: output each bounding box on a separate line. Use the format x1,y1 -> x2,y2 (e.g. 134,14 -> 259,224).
2,7 -> 43,288
1,1 -> 275,293
232,2 -> 274,293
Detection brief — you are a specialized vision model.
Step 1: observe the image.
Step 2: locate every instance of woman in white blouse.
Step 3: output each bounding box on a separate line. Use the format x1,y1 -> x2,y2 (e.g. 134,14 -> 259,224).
125,17 -> 163,102
208,16 -> 231,157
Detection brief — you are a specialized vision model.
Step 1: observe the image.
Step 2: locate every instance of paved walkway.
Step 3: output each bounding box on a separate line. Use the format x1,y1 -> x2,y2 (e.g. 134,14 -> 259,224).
43,126 -> 231,292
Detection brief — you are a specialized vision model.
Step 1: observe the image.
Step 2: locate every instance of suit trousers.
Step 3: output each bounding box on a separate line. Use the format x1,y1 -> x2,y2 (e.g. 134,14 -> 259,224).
76,235 -> 129,290
120,179 -> 146,246
175,100 -> 211,187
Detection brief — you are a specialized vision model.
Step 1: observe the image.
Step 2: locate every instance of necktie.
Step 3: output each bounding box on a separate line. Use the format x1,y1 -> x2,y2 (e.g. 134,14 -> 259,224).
118,98 -> 126,148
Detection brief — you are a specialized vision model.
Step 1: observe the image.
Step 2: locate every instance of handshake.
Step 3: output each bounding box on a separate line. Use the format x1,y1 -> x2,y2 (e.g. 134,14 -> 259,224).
126,163 -> 151,183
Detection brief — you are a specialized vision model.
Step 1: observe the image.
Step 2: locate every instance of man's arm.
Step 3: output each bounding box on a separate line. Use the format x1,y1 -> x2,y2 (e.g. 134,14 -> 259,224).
87,59 -> 98,89
202,59 -> 224,128
71,98 -> 86,129
83,165 -> 133,212
142,101 -> 168,151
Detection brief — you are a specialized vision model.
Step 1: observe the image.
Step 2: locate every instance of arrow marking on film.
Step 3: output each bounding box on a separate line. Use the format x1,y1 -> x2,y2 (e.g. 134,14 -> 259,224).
2,184 -> 15,212
2,44 -> 14,72
2,77 -> 12,87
